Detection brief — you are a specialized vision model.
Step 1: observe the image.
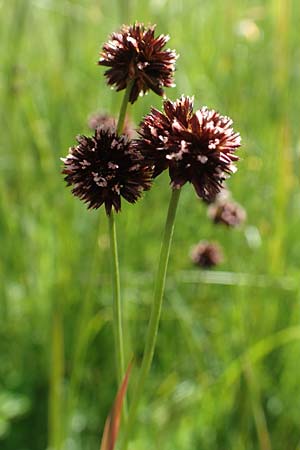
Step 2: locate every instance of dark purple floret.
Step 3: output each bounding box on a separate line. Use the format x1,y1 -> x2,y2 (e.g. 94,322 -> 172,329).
61,127 -> 152,215
134,96 -> 241,201
98,23 -> 178,104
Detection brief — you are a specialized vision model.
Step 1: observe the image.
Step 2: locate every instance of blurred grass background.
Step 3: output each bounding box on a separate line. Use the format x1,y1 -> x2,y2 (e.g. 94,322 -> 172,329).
1,0 -> 300,449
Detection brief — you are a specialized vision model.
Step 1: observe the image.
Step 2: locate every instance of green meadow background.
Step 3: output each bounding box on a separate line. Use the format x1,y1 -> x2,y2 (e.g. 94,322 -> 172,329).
1,0 -> 300,449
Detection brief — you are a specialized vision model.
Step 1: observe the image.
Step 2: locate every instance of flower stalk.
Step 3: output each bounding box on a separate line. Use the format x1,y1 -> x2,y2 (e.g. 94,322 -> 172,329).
108,210 -> 125,386
117,80 -> 134,135
109,80 -> 135,387
121,187 -> 181,450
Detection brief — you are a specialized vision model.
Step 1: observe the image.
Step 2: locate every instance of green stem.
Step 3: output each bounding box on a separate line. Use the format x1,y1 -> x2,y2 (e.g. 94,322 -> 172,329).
108,211 -> 125,386
116,80 -> 134,135
108,81 -> 134,387
121,188 -> 181,450
118,0 -> 131,23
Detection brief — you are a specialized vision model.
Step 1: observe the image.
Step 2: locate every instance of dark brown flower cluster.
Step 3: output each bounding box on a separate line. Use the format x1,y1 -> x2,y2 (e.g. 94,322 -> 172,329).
61,127 -> 152,215
208,199 -> 246,227
134,96 -> 241,202
191,241 -> 224,268
98,23 -> 177,103
63,23 -> 242,218
88,112 -> 135,138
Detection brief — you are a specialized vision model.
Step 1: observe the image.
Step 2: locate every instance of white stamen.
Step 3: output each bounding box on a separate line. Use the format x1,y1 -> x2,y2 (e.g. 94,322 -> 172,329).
92,172 -> 107,187
180,140 -> 187,151
198,155 -> 208,164
108,162 -> 119,169
150,126 -> 157,137
159,135 -> 168,143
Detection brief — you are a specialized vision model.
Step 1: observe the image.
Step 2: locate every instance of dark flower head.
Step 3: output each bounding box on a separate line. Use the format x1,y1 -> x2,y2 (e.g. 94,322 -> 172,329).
191,241 -> 224,268
61,127 -> 152,215
208,199 -> 247,227
87,112 -> 135,138
134,96 -> 241,201
98,23 -> 178,104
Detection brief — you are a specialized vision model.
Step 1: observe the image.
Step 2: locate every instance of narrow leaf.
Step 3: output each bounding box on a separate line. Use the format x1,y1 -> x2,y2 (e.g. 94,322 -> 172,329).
100,362 -> 132,450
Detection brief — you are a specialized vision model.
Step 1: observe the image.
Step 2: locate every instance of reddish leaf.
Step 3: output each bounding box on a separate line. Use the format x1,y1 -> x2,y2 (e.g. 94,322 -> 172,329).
100,362 -> 132,450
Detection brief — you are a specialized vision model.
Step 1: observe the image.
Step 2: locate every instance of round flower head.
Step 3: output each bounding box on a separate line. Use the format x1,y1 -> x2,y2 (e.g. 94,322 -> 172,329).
61,127 -> 152,215
135,96 -> 241,201
98,23 -> 177,104
191,241 -> 224,268
208,199 -> 246,227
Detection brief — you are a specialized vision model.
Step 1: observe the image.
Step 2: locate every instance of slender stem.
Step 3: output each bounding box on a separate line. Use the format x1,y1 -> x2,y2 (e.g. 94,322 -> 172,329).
121,188 -> 181,450
108,211 -> 125,385
116,80 -> 134,135
108,80 -> 134,386
118,0 -> 131,23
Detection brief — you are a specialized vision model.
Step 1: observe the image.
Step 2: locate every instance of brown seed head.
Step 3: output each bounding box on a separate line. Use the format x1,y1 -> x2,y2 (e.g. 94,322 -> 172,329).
87,112 -> 135,138
134,96 -> 241,201
98,23 -> 178,103
208,199 -> 247,227
61,127 -> 152,215
191,241 -> 224,268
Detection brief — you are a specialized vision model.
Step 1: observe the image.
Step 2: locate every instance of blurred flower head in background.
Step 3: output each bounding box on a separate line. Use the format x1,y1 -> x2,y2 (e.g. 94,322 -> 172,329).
98,22 -> 178,103
190,241 -> 224,268
208,199 -> 246,227
88,112 -> 135,138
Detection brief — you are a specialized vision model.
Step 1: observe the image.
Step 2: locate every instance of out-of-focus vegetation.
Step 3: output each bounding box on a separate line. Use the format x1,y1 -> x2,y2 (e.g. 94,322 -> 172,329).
1,0 -> 300,449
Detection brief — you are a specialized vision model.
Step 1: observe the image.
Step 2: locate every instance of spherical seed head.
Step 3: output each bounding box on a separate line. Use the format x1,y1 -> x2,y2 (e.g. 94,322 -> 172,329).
135,96 -> 241,201
61,127 -> 152,215
191,241 -> 224,268
87,112 -> 135,139
98,23 -> 178,104
208,199 -> 247,227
